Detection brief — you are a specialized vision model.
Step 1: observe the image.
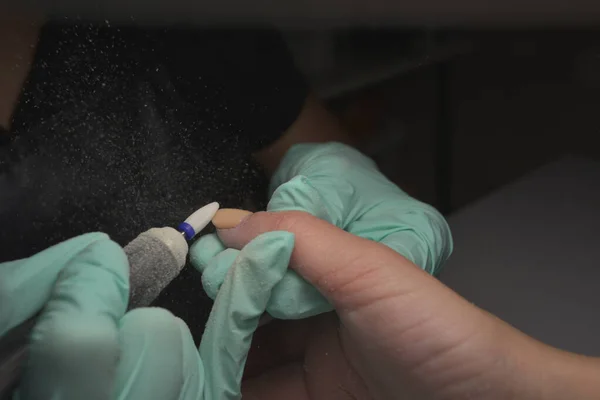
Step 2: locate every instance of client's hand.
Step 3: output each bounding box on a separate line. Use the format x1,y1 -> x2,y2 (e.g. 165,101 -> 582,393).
202,211 -> 600,400
193,143 -> 453,320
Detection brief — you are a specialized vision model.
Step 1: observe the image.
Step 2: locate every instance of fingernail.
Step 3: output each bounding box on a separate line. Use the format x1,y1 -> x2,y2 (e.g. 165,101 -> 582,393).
212,208 -> 253,229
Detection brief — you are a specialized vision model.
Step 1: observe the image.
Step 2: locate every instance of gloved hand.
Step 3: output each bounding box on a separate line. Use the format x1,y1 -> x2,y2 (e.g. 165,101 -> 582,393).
0,231 -> 293,400
192,142 -> 453,320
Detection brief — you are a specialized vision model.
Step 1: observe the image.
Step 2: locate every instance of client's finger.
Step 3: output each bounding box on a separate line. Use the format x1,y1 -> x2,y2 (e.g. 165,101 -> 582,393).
214,211 -> 544,400
212,210 -> 501,375
214,209 -> 429,313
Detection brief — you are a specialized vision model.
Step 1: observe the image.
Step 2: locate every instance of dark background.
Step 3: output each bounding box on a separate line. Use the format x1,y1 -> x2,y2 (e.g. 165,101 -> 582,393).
299,30 -> 600,214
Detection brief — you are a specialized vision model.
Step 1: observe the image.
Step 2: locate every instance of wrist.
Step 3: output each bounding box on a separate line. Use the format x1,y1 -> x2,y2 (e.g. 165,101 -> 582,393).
490,326 -> 600,400
426,314 -> 573,400
537,346 -> 600,399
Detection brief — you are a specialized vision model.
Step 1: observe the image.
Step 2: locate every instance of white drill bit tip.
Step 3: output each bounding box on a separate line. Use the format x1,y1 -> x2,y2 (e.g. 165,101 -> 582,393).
178,202 -> 220,240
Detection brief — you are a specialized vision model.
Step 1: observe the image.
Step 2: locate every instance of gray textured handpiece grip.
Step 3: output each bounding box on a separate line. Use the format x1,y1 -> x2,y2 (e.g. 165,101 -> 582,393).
125,228 -> 188,309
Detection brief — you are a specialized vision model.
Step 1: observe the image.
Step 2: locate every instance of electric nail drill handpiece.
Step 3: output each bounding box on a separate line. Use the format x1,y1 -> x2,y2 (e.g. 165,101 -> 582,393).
0,202 -> 220,399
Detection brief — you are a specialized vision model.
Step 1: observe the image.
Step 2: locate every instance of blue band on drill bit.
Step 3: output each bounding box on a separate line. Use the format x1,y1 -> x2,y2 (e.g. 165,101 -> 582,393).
177,222 -> 196,241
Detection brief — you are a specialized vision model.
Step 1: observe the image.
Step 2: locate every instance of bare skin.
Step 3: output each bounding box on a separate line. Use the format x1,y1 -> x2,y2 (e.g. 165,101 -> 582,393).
0,14 -> 40,130
217,211 -> 600,400
253,93 -> 355,174
3,17 -> 600,399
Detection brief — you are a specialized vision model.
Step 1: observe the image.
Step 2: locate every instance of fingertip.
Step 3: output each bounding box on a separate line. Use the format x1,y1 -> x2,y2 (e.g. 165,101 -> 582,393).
51,232 -> 112,252
83,236 -> 129,273
115,308 -> 202,399
32,235 -> 131,348
62,237 -> 130,310
0,233 -> 124,337
377,205 -> 453,275
119,307 -> 179,333
189,233 -> 226,273
21,315 -> 120,399
201,248 -> 239,299
268,175 -> 328,218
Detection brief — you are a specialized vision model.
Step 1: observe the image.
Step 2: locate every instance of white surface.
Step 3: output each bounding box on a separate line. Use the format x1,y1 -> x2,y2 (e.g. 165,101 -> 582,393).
440,156 -> 600,356
184,202 -> 219,238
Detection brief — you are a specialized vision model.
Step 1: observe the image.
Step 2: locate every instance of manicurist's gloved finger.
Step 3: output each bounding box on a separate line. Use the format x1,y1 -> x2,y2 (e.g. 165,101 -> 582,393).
349,204 -> 452,275
191,235 -> 327,318
15,235 -> 129,400
112,308 -> 203,400
189,233 -> 227,274
0,233 -> 116,336
266,175 -> 342,223
266,142 -> 453,274
266,270 -> 330,319
347,203 -> 452,275
190,215 -> 331,319
200,248 -> 240,300
190,233 -> 241,300
198,231 -> 293,400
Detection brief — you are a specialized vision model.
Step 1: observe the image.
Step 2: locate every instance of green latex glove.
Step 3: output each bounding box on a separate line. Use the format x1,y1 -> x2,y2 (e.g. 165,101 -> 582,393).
191,142 -> 453,320
1,231 -> 293,400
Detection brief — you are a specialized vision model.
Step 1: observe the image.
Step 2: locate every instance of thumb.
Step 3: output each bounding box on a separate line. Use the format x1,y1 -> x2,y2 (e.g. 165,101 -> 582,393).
212,210 -> 538,400
213,209 -> 459,317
